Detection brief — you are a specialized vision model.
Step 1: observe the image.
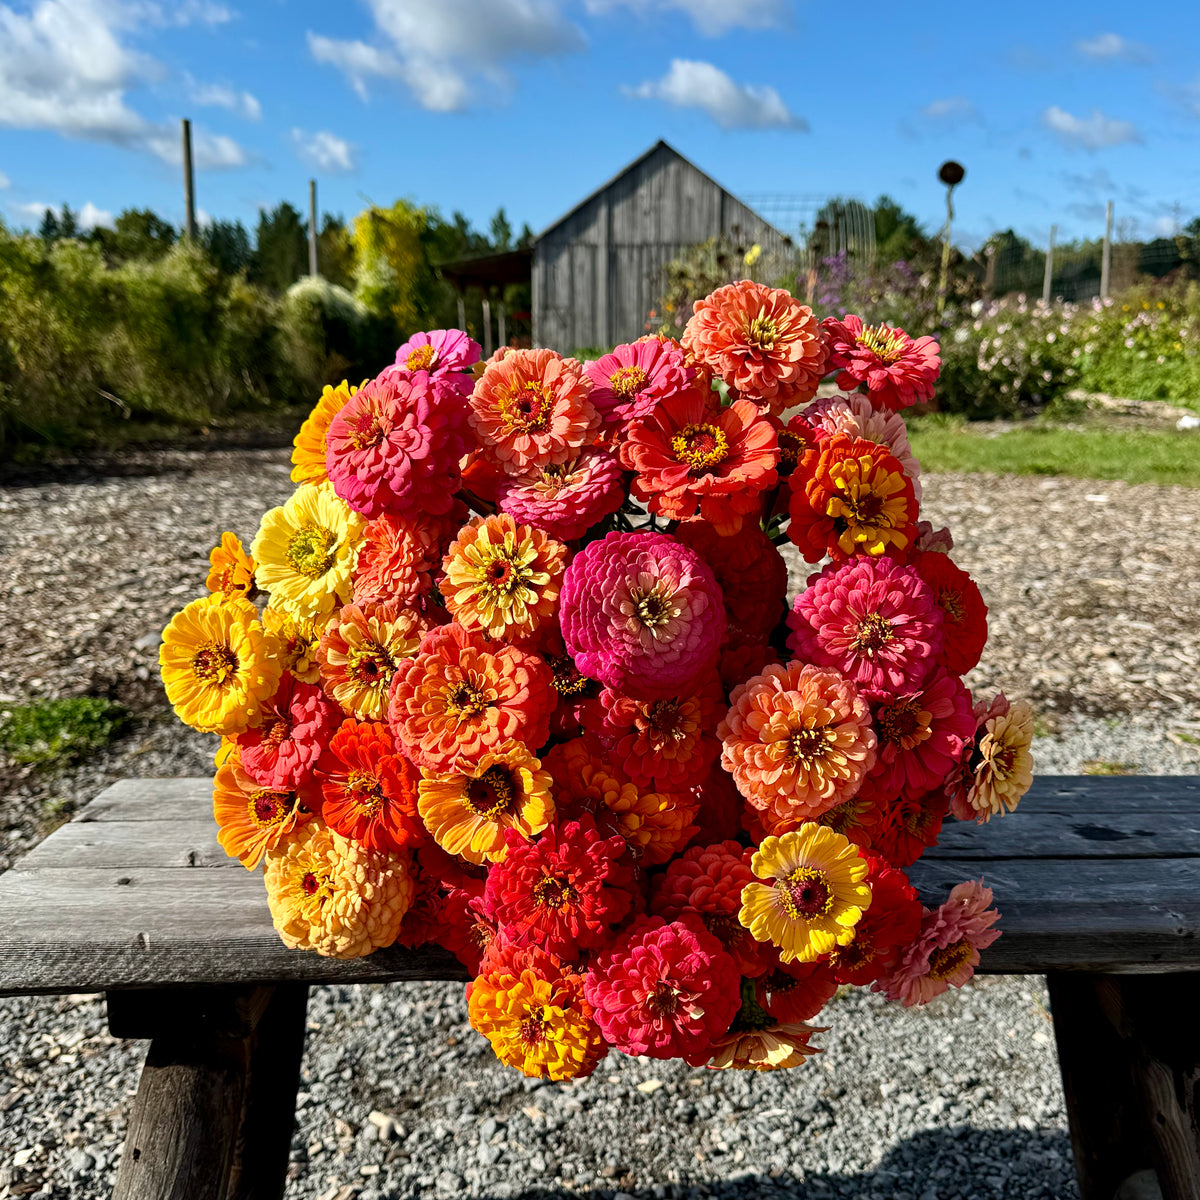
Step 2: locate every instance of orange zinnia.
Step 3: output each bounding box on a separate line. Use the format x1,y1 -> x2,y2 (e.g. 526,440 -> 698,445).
213,743 -> 319,868
317,602 -> 429,720
206,532 -> 257,600
291,381 -> 358,484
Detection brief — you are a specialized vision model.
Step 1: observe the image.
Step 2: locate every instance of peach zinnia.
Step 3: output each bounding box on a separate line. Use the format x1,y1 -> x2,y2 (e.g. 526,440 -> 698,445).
317,602 -> 428,721
683,280 -> 824,414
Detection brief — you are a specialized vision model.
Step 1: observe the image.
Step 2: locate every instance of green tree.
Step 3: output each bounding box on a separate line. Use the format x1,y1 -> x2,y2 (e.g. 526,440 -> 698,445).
872,195 -> 931,264
489,207 -> 513,251
351,199 -> 438,333
37,208 -> 60,242
250,202 -> 307,293
317,215 -> 356,290
200,219 -> 252,276
94,208 -> 177,264
57,205 -> 79,240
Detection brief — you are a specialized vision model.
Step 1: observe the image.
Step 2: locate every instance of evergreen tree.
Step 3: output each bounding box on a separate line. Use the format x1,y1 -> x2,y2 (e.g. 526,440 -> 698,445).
489,207 -> 513,251
200,219 -> 252,276
95,208 -> 177,264
37,208 -> 60,242
250,202 -> 307,293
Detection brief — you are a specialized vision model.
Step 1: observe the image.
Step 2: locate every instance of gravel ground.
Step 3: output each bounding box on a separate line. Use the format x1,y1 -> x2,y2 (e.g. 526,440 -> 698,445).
2,447 -> 1198,1200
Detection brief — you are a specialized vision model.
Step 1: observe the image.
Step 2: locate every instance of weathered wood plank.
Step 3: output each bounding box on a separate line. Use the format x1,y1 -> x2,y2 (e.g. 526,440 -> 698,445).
79,778 -> 211,823
14,820 -> 239,870
928,812 -> 1200,860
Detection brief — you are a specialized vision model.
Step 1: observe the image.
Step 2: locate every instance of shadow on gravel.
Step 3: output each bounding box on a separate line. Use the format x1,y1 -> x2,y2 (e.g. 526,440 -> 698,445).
474,1127 -> 1078,1200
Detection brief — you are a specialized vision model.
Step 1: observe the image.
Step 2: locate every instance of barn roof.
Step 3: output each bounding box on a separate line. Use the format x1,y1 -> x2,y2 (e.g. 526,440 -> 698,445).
534,139 -> 785,244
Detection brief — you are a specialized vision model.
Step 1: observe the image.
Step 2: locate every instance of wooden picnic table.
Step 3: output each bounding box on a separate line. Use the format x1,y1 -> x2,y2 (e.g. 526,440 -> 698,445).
2,775 -> 1200,1200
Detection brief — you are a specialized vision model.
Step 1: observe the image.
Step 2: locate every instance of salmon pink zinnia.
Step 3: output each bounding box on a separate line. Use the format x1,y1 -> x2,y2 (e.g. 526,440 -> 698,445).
822,314 -> 940,413
585,337 -> 695,425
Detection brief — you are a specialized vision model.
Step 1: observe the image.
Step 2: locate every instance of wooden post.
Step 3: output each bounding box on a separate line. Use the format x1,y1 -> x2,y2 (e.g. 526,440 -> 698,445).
308,179 -> 319,278
456,292 -> 467,334
937,186 -> 956,318
984,242 -> 997,299
1101,201 -> 1114,299
1042,224 -> 1056,305
481,296 -> 493,359
182,119 -> 196,242
497,301 -> 507,351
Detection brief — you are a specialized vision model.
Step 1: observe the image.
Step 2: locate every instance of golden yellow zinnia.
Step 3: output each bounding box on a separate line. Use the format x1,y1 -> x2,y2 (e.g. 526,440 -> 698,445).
291,381 -> 357,485
260,606 -> 331,685
251,482 -> 364,620
159,594 -> 282,735
739,824 -> 872,963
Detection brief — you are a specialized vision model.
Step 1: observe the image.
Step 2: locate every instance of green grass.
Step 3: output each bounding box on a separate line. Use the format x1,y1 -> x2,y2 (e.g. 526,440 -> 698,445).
0,697 -> 129,767
908,420 -> 1200,487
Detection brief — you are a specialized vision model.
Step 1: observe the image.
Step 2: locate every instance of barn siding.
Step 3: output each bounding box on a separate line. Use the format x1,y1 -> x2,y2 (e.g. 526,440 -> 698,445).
533,143 -> 789,353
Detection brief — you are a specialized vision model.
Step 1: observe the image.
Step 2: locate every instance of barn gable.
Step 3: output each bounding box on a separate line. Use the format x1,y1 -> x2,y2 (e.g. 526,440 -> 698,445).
532,140 -> 788,353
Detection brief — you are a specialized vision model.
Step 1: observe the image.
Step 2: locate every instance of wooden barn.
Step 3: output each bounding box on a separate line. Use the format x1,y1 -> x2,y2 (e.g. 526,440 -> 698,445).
532,140 -> 790,353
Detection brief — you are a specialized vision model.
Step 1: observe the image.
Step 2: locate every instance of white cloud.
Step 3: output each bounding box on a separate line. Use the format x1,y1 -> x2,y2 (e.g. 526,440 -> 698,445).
291,128 -> 357,174
308,0 -> 585,112
1076,33 -> 1151,63
0,170 -> 9,189
624,59 -> 806,131
1042,105 -> 1141,150
187,76 -> 261,121
0,0 -> 248,168
922,96 -> 977,121
15,200 -> 53,222
78,200 -> 112,228
1152,215 -> 1177,237
584,0 -> 785,36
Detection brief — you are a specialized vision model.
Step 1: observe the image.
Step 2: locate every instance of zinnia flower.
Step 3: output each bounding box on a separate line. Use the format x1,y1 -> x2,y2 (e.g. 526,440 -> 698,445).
206,532 -> 256,600
754,959 -> 839,1023
559,531 -> 725,701
388,623 -> 556,772
494,448 -> 625,542
483,816 -> 635,960
683,280 -> 825,413
318,602 -> 429,721
954,695 -> 1035,823
911,551 -> 988,677
620,389 -> 779,535
879,879 -> 1001,1006
352,505 -> 465,610
804,391 -> 923,501
788,433 -> 918,563
718,661 -> 876,826
584,915 -> 741,1060
213,743 -> 318,868
442,513 -> 568,641
261,607 -> 329,686
387,328 -> 480,393
418,740 -> 554,864
325,371 -> 471,519
584,337 -> 695,425
868,781 -> 952,868
263,821 -> 415,958
291,381 -> 357,485
317,718 -> 425,852
236,673 -> 340,791
160,594 -> 282,735
469,348 -> 600,473
787,557 -> 944,700
822,314 -> 940,412
703,979 -> 824,1071
824,852 -> 922,986
251,482 -> 364,620
739,825 -> 872,963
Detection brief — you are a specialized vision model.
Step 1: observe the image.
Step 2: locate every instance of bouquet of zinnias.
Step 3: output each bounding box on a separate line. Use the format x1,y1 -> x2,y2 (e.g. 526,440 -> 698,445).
161,280 -> 1034,1079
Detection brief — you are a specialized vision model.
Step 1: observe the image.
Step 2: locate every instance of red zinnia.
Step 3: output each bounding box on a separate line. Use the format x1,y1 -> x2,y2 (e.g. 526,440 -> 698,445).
825,852 -> 922,985
869,784 -> 953,869
911,551 -> 989,677
822,314 -> 940,413
754,959 -> 839,1024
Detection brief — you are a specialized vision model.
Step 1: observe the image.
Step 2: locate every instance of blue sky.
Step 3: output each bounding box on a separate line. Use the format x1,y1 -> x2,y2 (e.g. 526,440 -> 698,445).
1,0 -> 1198,250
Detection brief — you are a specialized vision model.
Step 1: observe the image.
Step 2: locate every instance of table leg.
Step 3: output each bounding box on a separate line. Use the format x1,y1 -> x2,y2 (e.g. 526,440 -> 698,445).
107,983 -> 309,1200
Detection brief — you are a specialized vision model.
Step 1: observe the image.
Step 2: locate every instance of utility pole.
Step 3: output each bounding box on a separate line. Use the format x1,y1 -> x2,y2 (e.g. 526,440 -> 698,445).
308,179 -> 319,277
1101,201 -> 1113,299
1042,224 -> 1056,305
181,118 -> 196,241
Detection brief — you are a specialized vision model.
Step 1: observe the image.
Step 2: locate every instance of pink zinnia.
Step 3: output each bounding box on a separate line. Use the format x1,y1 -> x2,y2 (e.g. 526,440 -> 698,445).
559,531 -> 726,701
787,557 -> 944,700
494,448 -> 625,542
879,879 -> 1001,1006
584,338 -> 695,425
236,674 -> 340,791
583,915 -> 741,1061
804,392 -> 923,501
822,314 -> 940,412
386,329 -> 481,394
325,371 -> 471,518
868,669 -> 976,799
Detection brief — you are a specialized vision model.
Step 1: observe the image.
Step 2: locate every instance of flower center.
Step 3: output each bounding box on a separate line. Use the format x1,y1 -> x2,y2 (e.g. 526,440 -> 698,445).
785,726 -> 830,766
346,770 -> 385,817
500,381 -> 552,433
830,930 -> 875,971
645,698 -> 687,742
406,344 -> 437,371
926,938 -> 973,980
851,611 -> 895,657
263,714 -> 292,747
818,798 -> 864,838
346,407 -> 386,451
476,548 -> 529,598
608,364 -> 648,398
703,911 -> 744,950
777,866 -> 834,919
466,766 -> 516,819
346,641 -> 396,688
856,323 -> 908,365
632,587 -> 675,630
192,643 -> 238,685
518,1009 -> 548,1046
938,586 -> 965,624
286,526 -> 338,579
646,982 -> 680,1018
249,790 -> 292,827
746,310 -> 778,350
547,653 -> 591,699
445,680 -> 490,719
875,699 -> 931,748
533,873 -> 577,911
301,871 -> 321,896
671,422 -> 729,473
776,429 -> 808,475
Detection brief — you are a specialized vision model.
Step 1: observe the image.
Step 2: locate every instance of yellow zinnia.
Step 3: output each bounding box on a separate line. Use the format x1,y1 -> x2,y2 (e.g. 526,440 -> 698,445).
251,482 -> 364,620
739,824 -> 872,963
159,594 -> 282,735
291,381 -> 357,485
260,606 -> 331,685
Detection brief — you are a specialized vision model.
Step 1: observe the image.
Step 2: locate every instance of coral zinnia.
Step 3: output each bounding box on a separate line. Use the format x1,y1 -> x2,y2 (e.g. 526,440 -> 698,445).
494,448 -> 625,542
325,371 -> 471,519
585,337 -> 695,425
387,328 -> 480,393
263,821 -> 415,959
442,513 -> 568,641
206,532 -> 256,601
824,852 -> 922,986
418,740 -> 555,864
160,594 -> 282,735
718,661 -> 876,826
236,673 -> 340,791
559,531 -> 726,701
317,602 -> 428,721
352,506 -> 464,610
291,381 -> 357,485
683,280 -> 824,414
754,959 -> 839,1024
213,743 -> 318,868
584,915 -> 741,1060
787,557 -> 944,701
252,482 -> 364,620
469,348 -> 600,473
388,623 -> 556,772
911,550 -> 989,678
483,816 -> 635,960
739,824 -> 872,963
805,391 -> 924,501
822,314 -> 940,413
620,389 -> 779,535
788,433 -> 918,563
317,718 -> 425,852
